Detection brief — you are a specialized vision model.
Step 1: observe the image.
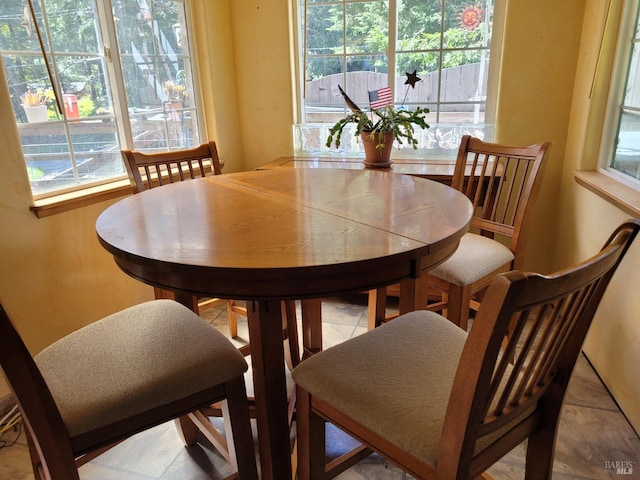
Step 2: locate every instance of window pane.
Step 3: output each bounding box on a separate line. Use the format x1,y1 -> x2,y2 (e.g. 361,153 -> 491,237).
0,0 -> 50,52
623,41 -> 640,107
440,50 -> 487,104
305,57 -> 344,123
396,52 -> 439,105
69,121 -> 122,179
4,55 -> 55,123
397,0 -> 442,50
48,0 -> 100,53
19,119 -> 124,196
300,0 -> 495,140
444,4 -> 488,49
609,3 -> 640,182
345,2 -> 388,54
1,0 -> 124,196
55,55 -> 112,116
612,112 -> 640,181
20,122 -> 70,189
346,54 -> 387,107
306,56 -> 343,85
1,0 -> 204,197
306,4 -> 342,55
114,0 -> 200,150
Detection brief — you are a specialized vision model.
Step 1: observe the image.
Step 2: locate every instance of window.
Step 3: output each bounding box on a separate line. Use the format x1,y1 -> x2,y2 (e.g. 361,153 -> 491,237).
602,0 -> 640,183
0,0 -> 202,198
294,0 -> 497,157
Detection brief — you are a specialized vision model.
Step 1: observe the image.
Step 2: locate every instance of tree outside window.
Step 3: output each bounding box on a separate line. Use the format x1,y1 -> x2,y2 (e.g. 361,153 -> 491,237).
0,0 -> 202,197
296,0 -> 496,156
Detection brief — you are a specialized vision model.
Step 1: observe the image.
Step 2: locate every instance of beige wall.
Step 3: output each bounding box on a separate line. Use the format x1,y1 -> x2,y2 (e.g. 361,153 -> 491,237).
494,0 -> 584,273
190,1 -> 295,172
228,2 -> 296,171
0,68 -> 153,400
1,0 -> 638,432
556,0 -> 640,433
191,1 -> 244,172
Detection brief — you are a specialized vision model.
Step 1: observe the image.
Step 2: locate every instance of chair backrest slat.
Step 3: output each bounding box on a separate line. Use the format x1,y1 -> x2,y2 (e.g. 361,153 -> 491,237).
122,141 -> 223,193
452,136 -> 551,267
437,219 -> 640,478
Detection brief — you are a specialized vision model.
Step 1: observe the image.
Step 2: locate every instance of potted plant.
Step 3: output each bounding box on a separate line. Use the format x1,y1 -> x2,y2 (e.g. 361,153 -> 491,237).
326,87 -> 430,167
163,80 -> 186,120
163,80 -> 186,103
20,88 -> 54,123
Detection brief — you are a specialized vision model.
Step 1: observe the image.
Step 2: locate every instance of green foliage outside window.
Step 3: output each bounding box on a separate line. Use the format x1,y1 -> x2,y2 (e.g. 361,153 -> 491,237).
305,0 -> 491,81
0,0 -> 202,196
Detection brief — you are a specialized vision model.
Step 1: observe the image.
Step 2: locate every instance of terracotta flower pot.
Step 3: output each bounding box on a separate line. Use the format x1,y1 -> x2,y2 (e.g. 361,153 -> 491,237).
165,101 -> 183,121
361,131 -> 394,168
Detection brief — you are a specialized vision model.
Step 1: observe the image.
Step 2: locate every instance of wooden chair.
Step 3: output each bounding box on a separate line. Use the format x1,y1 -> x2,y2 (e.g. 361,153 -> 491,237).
122,141 -> 246,339
0,299 -> 258,480
425,135 -> 551,330
293,220 -> 639,479
122,143 -> 301,421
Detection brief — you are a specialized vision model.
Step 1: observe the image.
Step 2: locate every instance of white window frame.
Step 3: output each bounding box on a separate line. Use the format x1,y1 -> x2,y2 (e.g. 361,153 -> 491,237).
599,0 -> 640,187
292,0 -> 502,158
1,0 -> 205,201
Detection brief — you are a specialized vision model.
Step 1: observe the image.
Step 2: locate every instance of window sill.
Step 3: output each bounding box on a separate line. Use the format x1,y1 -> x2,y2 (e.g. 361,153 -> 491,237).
30,159 -> 226,218
574,170 -> 640,218
30,179 -> 132,218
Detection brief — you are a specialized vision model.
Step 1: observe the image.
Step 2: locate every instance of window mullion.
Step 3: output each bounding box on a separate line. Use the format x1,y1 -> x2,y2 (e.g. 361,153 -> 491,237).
599,0 -> 640,182
96,0 -> 133,148
436,0 -> 446,123
342,0 -> 348,106
388,0 -> 397,101
39,1 -> 81,183
180,2 -> 206,143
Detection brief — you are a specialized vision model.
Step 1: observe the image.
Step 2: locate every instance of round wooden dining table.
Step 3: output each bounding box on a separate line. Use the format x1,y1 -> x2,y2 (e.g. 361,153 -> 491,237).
96,168 -> 473,480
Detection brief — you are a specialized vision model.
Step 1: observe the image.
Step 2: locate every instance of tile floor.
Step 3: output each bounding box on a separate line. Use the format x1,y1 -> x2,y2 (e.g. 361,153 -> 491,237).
0,295 -> 639,479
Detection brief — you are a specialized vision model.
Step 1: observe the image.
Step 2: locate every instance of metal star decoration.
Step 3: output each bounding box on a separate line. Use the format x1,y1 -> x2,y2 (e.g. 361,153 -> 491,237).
405,70 -> 422,89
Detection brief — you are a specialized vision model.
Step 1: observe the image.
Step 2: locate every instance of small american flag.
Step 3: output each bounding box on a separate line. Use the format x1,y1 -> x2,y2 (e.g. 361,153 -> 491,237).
368,87 -> 393,110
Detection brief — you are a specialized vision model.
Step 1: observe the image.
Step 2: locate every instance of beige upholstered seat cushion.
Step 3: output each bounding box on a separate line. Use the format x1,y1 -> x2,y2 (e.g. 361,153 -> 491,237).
292,311 -> 467,467
430,233 -> 514,286
35,300 -> 247,437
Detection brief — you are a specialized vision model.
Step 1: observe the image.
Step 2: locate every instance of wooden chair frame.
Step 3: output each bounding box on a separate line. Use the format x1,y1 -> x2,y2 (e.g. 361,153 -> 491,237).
296,220 -> 639,479
122,142 -> 301,441
122,141 -> 248,334
425,135 -> 551,329
0,302 -> 258,480
122,141 -> 223,193
122,141 -> 300,357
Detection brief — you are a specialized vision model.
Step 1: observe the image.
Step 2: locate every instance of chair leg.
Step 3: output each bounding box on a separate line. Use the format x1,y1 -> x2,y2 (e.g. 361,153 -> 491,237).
524,435 -> 554,479
367,288 -> 387,330
295,386 -> 328,480
301,299 -> 323,359
445,284 -> 473,330
283,300 -> 300,370
25,428 -> 80,480
224,377 -> 259,480
227,300 -> 239,338
523,407 -> 562,480
174,416 -> 199,447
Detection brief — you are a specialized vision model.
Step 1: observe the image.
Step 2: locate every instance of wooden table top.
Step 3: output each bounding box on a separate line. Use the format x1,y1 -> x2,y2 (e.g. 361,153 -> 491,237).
96,169 -> 473,300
